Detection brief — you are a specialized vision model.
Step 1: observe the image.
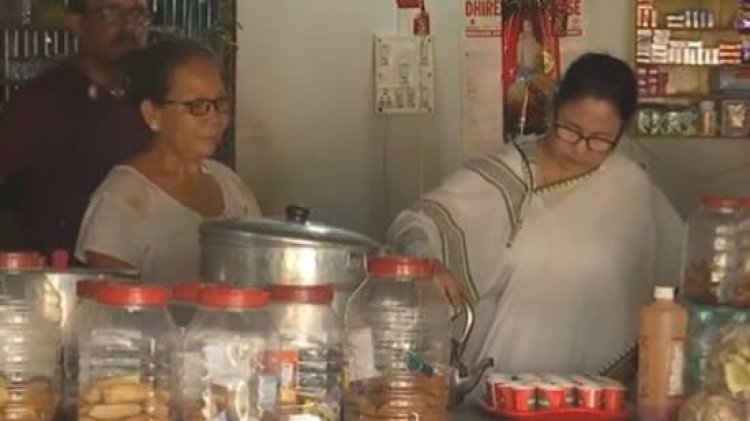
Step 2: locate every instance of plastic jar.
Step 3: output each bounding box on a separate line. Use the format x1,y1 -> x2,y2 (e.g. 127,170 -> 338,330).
270,284 -> 341,420
180,285 -> 279,420
0,297 -> 60,420
343,256 -> 452,420
682,195 -> 743,305
63,279 -> 107,414
77,282 -> 176,420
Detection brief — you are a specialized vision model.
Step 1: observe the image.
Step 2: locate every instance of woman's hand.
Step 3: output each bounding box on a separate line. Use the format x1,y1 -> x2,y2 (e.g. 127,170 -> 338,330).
84,251 -> 135,272
434,264 -> 472,306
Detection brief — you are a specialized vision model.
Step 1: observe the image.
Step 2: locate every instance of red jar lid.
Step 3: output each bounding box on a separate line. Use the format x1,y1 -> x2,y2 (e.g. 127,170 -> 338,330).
367,256 -> 436,278
739,198 -> 750,210
701,195 -> 741,210
0,251 -> 45,269
270,284 -> 334,305
96,282 -> 171,307
172,281 -> 207,303
199,285 -> 270,308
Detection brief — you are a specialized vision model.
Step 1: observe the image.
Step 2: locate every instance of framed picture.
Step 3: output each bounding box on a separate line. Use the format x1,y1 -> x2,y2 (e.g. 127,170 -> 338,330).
721,100 -> 750,137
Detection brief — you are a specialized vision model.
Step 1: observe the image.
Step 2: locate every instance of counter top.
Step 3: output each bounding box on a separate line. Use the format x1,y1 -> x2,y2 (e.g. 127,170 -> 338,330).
449,405 -> 495,420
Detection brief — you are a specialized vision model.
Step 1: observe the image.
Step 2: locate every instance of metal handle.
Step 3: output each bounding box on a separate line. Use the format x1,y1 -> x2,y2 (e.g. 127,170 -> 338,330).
450,298 -> 475,363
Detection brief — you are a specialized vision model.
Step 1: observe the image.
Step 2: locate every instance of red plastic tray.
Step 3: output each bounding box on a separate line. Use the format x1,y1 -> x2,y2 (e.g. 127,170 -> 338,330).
479,400 -> 629,420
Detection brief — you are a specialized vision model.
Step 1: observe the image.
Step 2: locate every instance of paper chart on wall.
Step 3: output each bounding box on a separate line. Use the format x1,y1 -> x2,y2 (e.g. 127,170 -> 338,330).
462,1 -> 504,159
374,35 -> 435,114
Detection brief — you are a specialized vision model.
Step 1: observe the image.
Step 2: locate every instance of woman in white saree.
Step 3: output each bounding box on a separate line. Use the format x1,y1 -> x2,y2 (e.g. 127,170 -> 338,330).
387,53 -> 683,398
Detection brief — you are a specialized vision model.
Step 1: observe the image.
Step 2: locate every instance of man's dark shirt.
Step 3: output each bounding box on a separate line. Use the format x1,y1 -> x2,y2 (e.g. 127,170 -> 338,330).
0,61 -> 149,255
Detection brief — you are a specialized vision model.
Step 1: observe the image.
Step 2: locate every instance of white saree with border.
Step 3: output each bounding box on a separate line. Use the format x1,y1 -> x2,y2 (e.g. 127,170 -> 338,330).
387,139 -> 683,387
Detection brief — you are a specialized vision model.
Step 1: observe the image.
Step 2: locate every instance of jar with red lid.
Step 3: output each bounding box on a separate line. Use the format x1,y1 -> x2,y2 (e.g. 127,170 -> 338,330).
0,250 -> 60,324
0,251 -> 61,419
179,285 -> 279,420
682,195 -> 743,305
343,256 -> 452,421
77,282 -> 177,421
169,280 -> 206,328
269,284 -> 341,420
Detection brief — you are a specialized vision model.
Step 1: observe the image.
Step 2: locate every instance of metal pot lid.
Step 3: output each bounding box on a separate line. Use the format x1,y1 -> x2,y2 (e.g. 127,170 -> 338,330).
200,205 -> 381,250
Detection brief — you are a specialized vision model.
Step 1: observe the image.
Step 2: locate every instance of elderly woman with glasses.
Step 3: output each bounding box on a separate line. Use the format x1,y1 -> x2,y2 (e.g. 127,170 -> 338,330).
388,53 -> 683,397
75,39 -> 260,284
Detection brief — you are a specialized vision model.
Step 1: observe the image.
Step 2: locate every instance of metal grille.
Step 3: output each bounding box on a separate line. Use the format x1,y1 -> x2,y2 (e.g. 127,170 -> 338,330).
0,0 -> 238,164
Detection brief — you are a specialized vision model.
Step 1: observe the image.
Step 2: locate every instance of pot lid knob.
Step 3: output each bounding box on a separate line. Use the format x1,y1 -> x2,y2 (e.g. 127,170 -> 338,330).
286,204 -> 311,224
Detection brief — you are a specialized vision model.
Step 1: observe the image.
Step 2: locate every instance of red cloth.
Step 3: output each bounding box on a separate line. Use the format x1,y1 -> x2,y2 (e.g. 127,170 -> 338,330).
0,61 -> 148,255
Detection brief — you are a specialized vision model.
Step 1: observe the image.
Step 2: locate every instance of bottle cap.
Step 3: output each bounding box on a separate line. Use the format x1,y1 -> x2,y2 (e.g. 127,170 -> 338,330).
270,284 -> 334,305
199,285 -> 270,308
96,282 -> 171,306
654,286 -> 675,300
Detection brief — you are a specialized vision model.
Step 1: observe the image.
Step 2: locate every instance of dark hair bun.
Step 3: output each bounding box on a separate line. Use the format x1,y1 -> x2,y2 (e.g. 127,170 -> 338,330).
119,38 -> 215,108
554,53 -> 637,125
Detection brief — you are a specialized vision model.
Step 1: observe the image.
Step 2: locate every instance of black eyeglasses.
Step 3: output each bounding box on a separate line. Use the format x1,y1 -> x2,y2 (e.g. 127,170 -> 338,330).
163,97 -> 233,117
553,122 -> 618,153
86,6 -> 152,26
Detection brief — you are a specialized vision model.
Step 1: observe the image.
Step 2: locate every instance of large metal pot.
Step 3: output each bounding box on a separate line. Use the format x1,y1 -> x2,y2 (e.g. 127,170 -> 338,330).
199,205 -> 381,315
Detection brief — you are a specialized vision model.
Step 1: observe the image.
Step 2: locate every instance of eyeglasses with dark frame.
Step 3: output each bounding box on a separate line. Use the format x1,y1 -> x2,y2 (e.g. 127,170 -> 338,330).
163,97 -> 233,117
553,122 -> 618,153
86,6 -> 152,26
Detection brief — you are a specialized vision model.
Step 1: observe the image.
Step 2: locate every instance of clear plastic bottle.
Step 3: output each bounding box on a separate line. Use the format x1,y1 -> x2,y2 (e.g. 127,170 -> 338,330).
638,286 -> 689,421
269,284 -> 341,420
682,195 -> 743,305
343,256 -> 451,421
180,285 -> 279,420
77,282 -> 177,420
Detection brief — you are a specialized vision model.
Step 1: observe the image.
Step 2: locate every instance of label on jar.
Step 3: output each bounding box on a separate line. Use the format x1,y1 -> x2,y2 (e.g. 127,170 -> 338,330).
202,337 -> 274,420
258,373 -> 278,410
346,327 -> 378,381
279,344 -> 341,399
668,340 -> 685,397
279,349 -> 299,404
203,339 -> 252,383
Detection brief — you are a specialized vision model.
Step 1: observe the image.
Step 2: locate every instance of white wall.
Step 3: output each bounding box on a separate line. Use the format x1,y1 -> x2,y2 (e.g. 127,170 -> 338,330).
235,0 -> 750,240
236,0 -> 462,239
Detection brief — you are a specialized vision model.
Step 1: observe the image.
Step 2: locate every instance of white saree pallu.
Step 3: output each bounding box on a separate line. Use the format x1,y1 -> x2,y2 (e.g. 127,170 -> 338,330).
387,140 -> 683,387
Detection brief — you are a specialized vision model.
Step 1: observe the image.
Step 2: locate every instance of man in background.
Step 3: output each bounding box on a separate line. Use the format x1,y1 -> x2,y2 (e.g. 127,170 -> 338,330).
0,0 -> 151,256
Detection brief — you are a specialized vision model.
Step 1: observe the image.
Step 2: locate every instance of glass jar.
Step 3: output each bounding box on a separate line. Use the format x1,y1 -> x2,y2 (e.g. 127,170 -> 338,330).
682,195 -> 743,305
78,282 -> 176,420
179,285 -> 279,420
269,284 -> 341,420
0,298 -> 60,420
343,256 -> 452,421
169,281 -> 205,329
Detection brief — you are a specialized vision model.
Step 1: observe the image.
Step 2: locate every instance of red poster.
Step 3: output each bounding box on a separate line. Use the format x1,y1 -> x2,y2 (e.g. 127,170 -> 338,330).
502,1 -> 561,139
